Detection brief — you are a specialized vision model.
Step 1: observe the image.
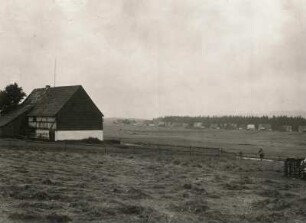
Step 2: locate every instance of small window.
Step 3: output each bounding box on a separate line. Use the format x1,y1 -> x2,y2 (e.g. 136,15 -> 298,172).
47,117 -> 55,122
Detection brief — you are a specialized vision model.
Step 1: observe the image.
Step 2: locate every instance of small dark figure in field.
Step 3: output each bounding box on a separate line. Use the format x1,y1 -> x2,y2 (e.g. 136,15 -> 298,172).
238,151 -> 243,159
302,158 -> 306,179
258,148 -> 264,161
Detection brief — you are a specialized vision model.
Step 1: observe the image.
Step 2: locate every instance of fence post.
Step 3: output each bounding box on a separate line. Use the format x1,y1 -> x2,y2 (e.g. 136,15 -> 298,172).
284,159 -> 287,177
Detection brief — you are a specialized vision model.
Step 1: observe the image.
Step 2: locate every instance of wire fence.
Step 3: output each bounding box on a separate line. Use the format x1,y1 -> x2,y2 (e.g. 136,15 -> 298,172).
284,158 -> 306,179
0,138 -> 233,157
0,138 -> 294,162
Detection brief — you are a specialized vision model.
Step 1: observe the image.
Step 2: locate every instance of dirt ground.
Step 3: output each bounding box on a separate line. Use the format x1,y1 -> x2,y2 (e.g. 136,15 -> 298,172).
0,146 -> 306,223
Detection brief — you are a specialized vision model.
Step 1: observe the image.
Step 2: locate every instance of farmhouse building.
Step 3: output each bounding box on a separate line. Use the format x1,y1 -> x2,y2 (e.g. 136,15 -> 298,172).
0,85 -> 104,141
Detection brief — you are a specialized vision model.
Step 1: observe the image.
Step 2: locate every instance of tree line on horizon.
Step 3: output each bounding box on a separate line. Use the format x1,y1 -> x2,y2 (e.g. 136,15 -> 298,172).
154,115 -> 306,131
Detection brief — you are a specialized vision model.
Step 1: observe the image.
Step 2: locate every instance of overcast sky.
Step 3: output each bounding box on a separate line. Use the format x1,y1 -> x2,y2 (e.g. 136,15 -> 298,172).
0,0 -> 305,119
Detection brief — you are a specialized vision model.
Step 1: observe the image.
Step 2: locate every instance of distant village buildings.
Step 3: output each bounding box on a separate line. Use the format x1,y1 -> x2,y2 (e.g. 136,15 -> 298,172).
116,118 -> 306,134
210,123 -> 219,129
224,123 -> 238,130
193,122 -> 204,128
110,116 -> 306,134
258,123 -> 272,131
238,124 -> 247,130
110,113 -> 306,134
182,123 -> 189,128
247,124 -> 256,130
162,122 -> 188,128
157,121 -> 165,127
281,125 -> 292,132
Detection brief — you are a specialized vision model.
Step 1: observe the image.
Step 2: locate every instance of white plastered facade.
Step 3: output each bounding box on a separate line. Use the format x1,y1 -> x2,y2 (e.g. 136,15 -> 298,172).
54,130 -> 103,141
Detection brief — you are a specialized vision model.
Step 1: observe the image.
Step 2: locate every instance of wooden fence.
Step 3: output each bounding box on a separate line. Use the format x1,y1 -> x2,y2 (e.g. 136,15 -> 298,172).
284,158 -> 306,179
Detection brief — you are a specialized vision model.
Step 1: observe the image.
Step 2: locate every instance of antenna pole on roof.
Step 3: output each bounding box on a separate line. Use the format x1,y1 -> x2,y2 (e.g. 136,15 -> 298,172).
53,58 -> 57,87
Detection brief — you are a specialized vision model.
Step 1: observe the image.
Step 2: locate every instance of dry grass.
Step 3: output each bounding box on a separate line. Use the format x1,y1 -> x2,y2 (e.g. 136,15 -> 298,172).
0,146 -> 305,223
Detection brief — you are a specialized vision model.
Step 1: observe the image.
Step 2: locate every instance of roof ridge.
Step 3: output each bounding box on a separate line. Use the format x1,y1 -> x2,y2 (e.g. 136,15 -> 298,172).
27,85 -> 82,117
33,85 -> 82,90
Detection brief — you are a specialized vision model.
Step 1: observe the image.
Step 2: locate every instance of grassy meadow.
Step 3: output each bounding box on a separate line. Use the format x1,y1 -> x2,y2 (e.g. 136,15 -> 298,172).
104,124 -> 306,158
0,123 -> 305,222
0,146 -> 306,223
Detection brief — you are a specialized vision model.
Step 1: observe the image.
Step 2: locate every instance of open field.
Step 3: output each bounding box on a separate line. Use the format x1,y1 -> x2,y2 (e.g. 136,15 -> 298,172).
0,145 -> 306,223
104,124 -> 306,158
0,124 -> 305,222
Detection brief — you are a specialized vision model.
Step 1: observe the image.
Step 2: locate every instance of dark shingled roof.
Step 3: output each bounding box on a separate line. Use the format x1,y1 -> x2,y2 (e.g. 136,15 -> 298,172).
0,105 -> 33,127
0,85 -> 82,127
27,85 -> 81,116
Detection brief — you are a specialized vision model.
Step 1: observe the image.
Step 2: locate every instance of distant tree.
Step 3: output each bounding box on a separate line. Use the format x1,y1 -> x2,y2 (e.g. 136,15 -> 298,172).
0,83 -> 26,114
0,91 -> 9,110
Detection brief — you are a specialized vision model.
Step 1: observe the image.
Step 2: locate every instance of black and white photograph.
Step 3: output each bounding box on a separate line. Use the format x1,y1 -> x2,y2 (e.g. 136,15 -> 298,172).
0,0 -> 306,222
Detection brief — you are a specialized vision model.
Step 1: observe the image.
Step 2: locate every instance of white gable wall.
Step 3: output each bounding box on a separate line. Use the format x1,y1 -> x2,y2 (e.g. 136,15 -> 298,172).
55,130 -> 103,141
